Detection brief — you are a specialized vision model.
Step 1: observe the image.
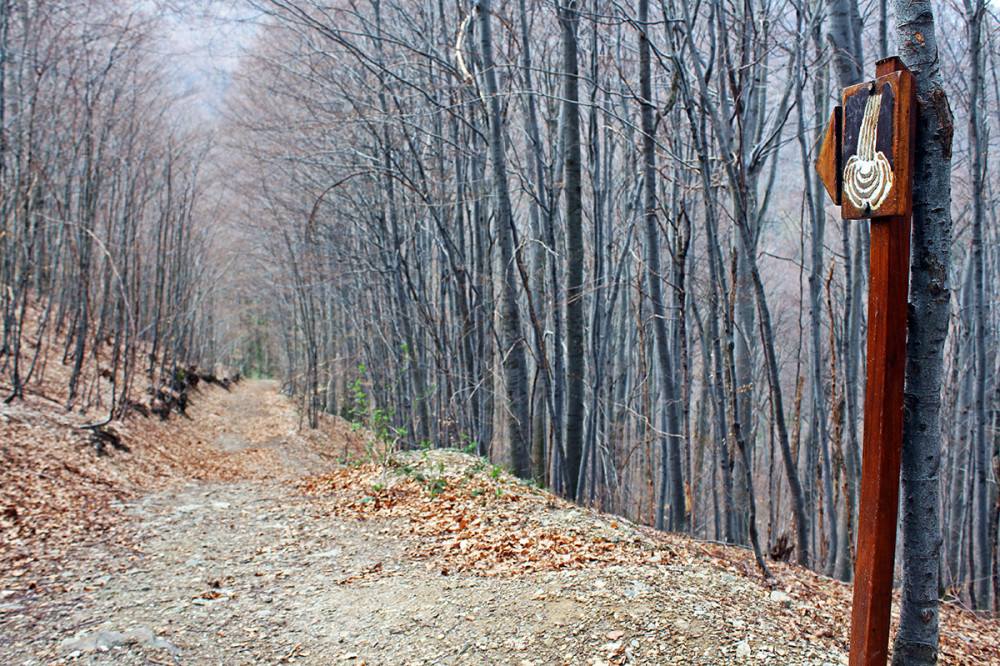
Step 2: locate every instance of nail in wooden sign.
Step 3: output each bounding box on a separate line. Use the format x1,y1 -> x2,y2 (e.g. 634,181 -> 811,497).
816,58 -> 916,219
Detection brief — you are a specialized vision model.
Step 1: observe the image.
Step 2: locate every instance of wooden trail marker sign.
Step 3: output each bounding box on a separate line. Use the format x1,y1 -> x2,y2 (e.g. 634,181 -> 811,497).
816,56 -> 916,666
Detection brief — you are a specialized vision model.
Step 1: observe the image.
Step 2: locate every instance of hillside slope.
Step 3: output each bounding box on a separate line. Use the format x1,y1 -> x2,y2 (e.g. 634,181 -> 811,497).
0,381 -> 996,665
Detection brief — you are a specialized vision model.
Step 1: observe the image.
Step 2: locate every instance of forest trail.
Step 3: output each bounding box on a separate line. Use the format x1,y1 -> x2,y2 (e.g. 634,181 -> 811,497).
0,382 -> 995,665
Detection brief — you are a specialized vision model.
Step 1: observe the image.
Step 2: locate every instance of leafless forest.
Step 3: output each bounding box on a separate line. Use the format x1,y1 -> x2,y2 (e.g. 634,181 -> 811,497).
0,0 -> 996,660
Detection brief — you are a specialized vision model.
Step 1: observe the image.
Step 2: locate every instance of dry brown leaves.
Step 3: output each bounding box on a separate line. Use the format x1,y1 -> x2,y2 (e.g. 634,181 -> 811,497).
0,418 -> 129,584
759,550 -> 1000,665
302,450 -> 673,578
633,527 -> 1000,664
0,378 -> 356,593
302,449 -> 1000,665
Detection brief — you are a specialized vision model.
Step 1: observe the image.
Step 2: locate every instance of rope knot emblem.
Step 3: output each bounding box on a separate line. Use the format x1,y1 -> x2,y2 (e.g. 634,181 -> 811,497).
843,89 -> 893,211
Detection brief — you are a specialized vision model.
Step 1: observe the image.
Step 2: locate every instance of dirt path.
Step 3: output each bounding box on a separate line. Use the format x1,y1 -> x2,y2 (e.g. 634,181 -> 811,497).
0,381 -> 956,665
2,477 -> 844,666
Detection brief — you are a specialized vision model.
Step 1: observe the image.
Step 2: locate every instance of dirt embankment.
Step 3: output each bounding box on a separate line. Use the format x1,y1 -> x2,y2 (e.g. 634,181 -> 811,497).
1,379 -> 357,590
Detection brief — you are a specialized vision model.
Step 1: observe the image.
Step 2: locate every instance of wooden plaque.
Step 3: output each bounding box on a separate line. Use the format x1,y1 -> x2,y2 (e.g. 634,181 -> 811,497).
840,67 -> 915,219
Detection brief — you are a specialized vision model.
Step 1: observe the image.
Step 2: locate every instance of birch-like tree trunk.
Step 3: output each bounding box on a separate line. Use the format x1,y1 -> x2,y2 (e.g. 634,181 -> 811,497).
477,0 -> 532,478
825,0 -> 866,579
891,1 -> 953,661
639,0 -> 685,532
964,0 -> 990,612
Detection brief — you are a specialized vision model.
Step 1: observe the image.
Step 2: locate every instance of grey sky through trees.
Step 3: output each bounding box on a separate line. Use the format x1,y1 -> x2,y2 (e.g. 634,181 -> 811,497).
150,0 -> 258,117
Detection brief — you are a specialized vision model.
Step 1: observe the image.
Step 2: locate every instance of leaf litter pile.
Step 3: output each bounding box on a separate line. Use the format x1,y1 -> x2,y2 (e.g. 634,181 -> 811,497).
302,449 -> 1000,665
302,450 -> 668,576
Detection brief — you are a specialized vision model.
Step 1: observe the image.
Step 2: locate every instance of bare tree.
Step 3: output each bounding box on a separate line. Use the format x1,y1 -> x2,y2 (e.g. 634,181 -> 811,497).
891,0 -> 954,661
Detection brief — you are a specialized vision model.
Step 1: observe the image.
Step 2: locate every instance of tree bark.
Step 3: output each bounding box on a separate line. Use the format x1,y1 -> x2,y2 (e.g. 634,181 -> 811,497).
638,0 -> 685,532
891,1 -> 953,662
476,0 -> 532,478
964,0 -> 990,612
560,0 -> 586,501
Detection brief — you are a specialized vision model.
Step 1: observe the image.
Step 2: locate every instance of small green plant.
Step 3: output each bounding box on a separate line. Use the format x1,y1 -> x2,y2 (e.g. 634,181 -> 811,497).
347,366 -> 369,424
427,477 -> 448,498
458,433 -> 477,455
522,476 -> 543,490
419,440 -> 433,460
346,364 -> 405,468
392,456 -> 450,498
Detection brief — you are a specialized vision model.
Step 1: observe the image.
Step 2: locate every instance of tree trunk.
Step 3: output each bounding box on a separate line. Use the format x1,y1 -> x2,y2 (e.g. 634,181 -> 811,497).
638,0 -> 685,532
793,6 -> 829,576
891,1 -> 954,662
965,0 -> 990,612
560,0 -> 586,501
476,0 -> 532,478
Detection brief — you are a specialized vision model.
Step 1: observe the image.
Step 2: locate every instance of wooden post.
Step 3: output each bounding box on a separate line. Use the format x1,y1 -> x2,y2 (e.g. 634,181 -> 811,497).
816,56 -> 916,666
849,57 -> 916,666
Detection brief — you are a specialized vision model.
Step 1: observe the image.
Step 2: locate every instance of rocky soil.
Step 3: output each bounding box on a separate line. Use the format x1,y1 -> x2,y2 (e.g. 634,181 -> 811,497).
1,381 -> 997,665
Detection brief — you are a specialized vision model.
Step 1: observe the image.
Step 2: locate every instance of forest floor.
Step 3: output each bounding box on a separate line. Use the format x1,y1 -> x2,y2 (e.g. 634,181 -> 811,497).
2,381 -> 999,665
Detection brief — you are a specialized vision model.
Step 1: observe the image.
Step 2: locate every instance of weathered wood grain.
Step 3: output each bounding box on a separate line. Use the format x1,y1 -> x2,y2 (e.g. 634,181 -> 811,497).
816,106 -> 843,205
848,55 -> 917,666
